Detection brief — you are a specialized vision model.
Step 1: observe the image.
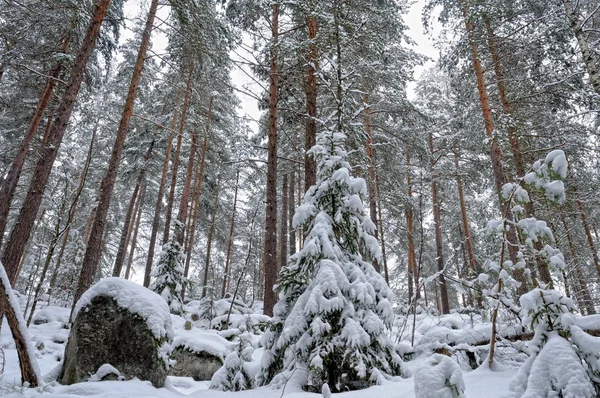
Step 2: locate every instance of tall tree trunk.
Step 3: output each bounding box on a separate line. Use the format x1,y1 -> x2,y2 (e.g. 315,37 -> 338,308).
163,64 -> 194,245
0,263 -> 40,386
304,15 -> 318,191
428,133 -> 450,315
202,178 -> 221,298
125,183 -> 145,280
454,152 -> 477,276
0,36 -> 71,248
278,173 -> 288,273
460,0 -> 527,296
364,93 -> 380,272
0,0 -> 111,286
143,92 -> 182,287
263,2 -> 280,317
112,140 -> 154,277
73,0 -> 159,307
577,194 -> 600,277
375,174 -> 389,283
561,214 -> 596,315
182,130 -> 210,300
289,170 -> 296,256
406,147 -> 418,301
563,0 -> 600,95
48,125 -> 96,299
223,170 -> 240,297
175,129 -> 198,246
485,20 -> 553,287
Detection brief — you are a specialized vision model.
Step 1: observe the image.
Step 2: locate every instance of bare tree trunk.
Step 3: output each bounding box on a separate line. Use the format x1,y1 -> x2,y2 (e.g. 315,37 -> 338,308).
577,195 -> 600,277
125,184 -> 145,280
0,36 -> 71,247
223,170 -> 240,297
163,64 -> 194,245
263,2 -> 279,318
304,15 -> 318,191
289,170 -> 296,256
175,130 -> 197,246
375,174 -> 389,283
428,133 -> 450,314
0,263 -> 40,386
73,0 -> 159,307
1,0 -> 111,286
202,178 -> 221,298
364,93 -> 380,272
460,0 -> 527,295
278,173 -> 288,274
112,140 -> 154,277
406,147 -> 417,301
485,20 -> 553,287
143,92 -> 182,287
47,125 -> 96,299
181,98 -> 212,299
454,152 -> 477,277
561,214 -> 595,315
563,0 -> 600,94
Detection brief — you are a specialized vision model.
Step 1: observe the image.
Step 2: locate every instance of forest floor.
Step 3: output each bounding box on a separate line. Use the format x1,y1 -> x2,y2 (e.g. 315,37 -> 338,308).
0,305 -> 519,397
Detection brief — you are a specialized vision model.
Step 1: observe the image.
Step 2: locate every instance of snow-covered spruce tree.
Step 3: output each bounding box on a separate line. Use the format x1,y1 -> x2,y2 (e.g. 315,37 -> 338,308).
150,222 -> 187,315
256,131 -> 402,392
210,332 -> 255,391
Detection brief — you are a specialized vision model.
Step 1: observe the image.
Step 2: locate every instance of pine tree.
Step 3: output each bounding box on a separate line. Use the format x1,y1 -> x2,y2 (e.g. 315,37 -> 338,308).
150,222 -> 187,315
257,130 -> 402,392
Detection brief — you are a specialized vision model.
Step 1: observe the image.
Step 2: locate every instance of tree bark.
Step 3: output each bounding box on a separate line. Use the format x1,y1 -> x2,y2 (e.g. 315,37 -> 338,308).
143,91 -> 182,287
364,93 -> 380,272
289,170 -> 296,256
47,125 -> 96,299
1,0 -> 111,286
0,263 -> 40,386
125,183 -> 145,280
561,214 -> 595,315
304,15 -> 318,191
278,173 -> 288,273
263,2 -> 279,318
223,170 -> 240,297
460,0 -> 527,295
202,178 -> 221,298
485,20 -> 553,287
454,152 -> 477,276
175,129 -> 197,246
73,0 -> 159,307
375,173 -> 389,283
112,140 -> 154,277
163,64 -> 194,245
406,147 -> 418,301
563,0 -> 600,95
0,36 -> 71,248
429,133 -> 450,315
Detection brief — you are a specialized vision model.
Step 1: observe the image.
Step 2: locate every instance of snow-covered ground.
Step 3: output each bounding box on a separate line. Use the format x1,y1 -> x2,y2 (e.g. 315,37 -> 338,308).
0,305 -> 518,397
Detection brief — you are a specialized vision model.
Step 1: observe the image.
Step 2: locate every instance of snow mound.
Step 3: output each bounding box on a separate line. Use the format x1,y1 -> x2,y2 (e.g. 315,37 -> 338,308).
74,277 -> 173,340
414,354 -> 465,398
172,329 -> 234,360
31,306 -> 70,325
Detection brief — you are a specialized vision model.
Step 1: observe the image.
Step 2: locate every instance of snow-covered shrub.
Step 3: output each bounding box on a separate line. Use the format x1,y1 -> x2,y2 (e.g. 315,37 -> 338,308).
509,289 -> 597,397
150,228 -> 187,316
257,131 -> 402,392
186,297 -> 267,332
210,332 -> 254,391
414,354 -> 465,398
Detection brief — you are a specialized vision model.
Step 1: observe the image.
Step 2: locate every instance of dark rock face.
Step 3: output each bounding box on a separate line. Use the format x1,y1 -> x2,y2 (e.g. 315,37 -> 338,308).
58,295 -> 169,387
168,347 -> 222,381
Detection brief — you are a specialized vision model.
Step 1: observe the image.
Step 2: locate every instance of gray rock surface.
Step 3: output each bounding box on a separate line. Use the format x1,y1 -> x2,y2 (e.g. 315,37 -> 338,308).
58,295 -> 169,387
168,347 -> 223,381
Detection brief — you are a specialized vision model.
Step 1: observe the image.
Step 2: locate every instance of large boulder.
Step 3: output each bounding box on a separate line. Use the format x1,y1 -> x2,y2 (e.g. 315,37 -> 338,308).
168,328 -> 233,381
58,278 -> 173,387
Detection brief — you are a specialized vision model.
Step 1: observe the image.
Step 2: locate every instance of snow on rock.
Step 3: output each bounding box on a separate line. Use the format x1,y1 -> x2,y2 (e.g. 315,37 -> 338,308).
74,277 -> 173,341
88,364 -> 122,382
414,354 -> 465,398
30,306 -> 70,325
172,328 -> 233,361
